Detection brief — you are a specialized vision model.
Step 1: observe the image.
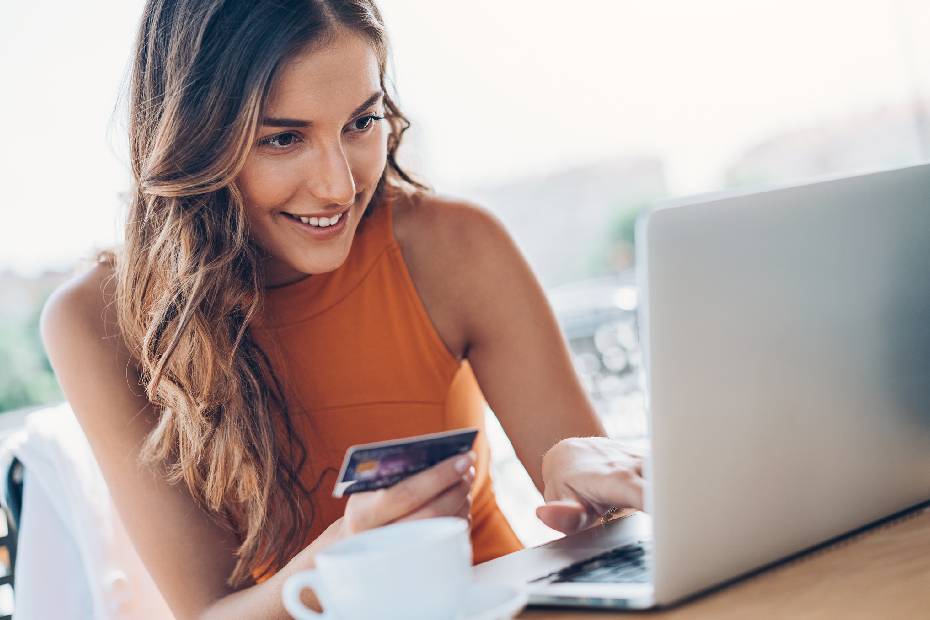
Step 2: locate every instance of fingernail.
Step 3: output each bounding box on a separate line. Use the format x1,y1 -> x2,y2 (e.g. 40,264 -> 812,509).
455,455 -> 470,473
464,466 -> 476,482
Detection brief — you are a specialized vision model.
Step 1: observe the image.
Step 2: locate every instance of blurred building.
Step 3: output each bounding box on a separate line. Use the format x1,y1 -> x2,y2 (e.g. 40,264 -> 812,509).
462,156 -> 667,289
725,101 -> 930,188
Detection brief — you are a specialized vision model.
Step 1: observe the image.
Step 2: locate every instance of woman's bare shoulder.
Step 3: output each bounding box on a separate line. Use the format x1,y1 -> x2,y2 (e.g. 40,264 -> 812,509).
390,189 -> 526,358
391,190 -> 510,261
41,259 -> 121,344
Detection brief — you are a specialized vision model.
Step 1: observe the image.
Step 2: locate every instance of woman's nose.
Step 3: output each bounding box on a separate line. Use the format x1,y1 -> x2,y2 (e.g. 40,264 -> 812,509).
307,142 -> 356,206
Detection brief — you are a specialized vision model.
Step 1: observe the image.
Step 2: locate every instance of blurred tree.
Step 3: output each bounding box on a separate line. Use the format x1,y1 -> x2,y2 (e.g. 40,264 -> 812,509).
584,201 -> 650,277
0,298 -> 62,413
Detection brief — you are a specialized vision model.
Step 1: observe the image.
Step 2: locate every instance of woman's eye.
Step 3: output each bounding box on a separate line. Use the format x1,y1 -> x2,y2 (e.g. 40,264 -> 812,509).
352,114 -> 385,132
259,132 -> 301,149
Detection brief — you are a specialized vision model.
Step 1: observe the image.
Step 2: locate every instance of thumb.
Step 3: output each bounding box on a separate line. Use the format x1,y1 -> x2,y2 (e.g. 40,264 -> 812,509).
536,500 -> 588,534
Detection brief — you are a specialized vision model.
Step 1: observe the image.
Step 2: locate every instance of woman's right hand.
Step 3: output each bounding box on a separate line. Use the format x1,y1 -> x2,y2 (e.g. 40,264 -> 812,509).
338,450 -> 477,539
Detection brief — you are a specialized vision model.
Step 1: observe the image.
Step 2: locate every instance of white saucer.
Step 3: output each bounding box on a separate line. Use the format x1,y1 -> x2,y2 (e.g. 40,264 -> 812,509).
462,582 -> 528,620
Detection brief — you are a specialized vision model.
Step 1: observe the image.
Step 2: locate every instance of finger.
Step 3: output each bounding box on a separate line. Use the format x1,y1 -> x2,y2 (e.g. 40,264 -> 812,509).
457,478 -> 474,524
457,500 -> 472,522
623,472 -> 645,510
393,478 -> 472,523
536,500 -> 587,534
370,452 -> 476,524
589,469 -> 646,511
451,497 -> 472,529
622,443 -> 647,462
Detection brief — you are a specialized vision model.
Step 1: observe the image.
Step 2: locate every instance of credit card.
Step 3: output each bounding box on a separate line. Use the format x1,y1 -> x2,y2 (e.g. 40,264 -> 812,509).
332,428 -> 479,498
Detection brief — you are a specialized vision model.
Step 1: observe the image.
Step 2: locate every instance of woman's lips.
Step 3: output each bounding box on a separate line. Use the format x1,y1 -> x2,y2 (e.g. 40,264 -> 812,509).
281,207 -> 350,240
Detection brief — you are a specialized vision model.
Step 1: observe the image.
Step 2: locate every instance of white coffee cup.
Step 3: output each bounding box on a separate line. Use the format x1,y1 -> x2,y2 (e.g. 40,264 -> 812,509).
282,517 -> 473,620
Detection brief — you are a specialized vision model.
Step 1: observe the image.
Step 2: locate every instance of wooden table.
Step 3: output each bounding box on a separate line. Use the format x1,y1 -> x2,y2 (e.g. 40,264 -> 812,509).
521,506 -> 930,619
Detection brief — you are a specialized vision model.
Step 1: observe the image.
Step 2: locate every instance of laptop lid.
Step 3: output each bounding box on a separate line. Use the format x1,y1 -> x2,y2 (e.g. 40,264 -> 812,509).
637,162 -> 930,605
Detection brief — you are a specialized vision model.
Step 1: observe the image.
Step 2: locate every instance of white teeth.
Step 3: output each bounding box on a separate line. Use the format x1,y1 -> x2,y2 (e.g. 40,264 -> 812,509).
294,212 -> 343,227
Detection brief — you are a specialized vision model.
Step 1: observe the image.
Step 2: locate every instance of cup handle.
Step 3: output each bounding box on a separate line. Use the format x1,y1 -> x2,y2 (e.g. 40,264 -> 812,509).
282,571 -> 330,620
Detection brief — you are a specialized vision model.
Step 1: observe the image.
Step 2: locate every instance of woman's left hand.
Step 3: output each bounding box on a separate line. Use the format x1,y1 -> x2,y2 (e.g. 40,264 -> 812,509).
536,437 -> 646,535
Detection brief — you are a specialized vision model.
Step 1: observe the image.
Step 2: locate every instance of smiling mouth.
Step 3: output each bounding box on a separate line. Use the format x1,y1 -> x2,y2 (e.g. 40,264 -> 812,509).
281,208 -> 349,229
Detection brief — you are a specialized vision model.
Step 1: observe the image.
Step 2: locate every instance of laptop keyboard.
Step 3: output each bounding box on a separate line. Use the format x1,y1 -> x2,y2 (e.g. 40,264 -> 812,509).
531,541 -> 652,584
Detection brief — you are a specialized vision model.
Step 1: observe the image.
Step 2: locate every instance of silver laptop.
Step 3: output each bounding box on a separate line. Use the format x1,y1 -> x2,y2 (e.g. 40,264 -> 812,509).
474,162 -> 930,609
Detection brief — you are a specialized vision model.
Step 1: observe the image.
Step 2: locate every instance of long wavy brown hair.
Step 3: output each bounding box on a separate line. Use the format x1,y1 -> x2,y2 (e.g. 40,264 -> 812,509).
114,0 -> 425,587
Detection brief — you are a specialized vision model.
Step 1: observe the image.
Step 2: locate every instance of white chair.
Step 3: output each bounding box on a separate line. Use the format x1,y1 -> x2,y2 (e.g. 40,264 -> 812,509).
0,403 -> 174,620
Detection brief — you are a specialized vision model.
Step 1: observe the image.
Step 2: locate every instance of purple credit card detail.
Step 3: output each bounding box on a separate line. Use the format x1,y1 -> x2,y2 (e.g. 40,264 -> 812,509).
332,428 -> 479,498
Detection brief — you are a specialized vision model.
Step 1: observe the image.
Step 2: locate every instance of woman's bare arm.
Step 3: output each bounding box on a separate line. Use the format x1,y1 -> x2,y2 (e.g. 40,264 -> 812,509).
396,197 -> 608,493
40,263 -> 309,619
41,261 -> 478,618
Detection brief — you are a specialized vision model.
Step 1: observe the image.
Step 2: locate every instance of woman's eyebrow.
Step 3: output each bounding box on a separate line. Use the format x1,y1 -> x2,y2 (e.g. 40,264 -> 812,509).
262,91 -> 384,128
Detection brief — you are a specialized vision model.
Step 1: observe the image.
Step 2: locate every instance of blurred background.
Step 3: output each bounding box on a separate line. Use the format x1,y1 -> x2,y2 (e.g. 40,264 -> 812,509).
1,0 -> 929,546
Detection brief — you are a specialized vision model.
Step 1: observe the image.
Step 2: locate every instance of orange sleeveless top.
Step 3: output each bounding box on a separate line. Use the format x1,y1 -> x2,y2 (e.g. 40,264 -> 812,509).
248,191 -> 522,582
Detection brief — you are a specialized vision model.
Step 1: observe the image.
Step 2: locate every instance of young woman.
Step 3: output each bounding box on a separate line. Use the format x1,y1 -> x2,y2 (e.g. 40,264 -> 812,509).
41,1 -> 645,617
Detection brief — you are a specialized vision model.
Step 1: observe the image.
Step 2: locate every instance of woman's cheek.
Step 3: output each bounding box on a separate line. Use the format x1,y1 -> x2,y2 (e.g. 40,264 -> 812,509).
239,157 -> 300,209
349,128 -> 389,186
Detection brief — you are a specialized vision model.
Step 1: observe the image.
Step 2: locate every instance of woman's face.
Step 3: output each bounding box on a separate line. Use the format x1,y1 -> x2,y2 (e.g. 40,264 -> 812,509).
237,30 -> 389,286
